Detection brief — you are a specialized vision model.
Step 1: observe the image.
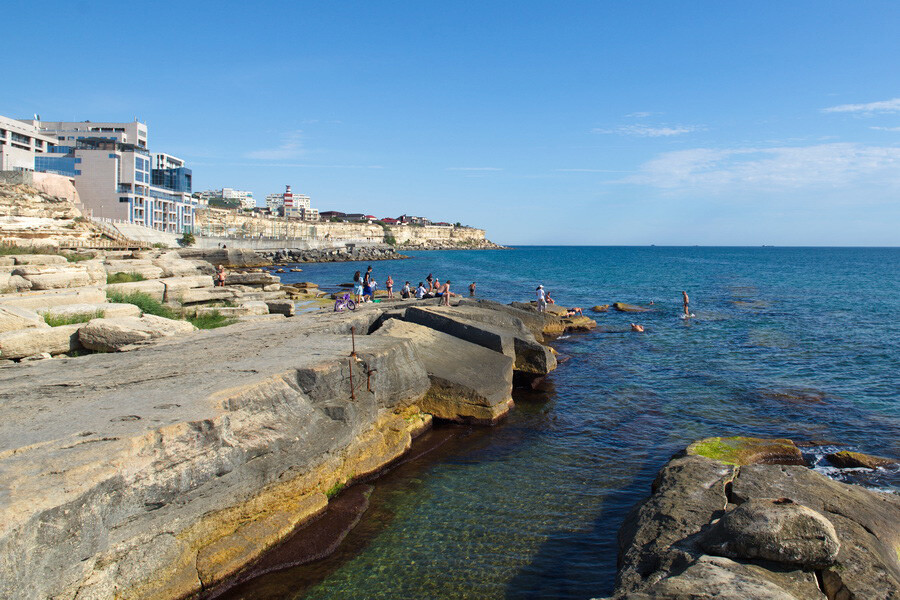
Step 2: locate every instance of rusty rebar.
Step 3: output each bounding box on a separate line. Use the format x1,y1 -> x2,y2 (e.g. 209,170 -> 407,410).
350,326 -> 357,357
366,368 -> 377,393
349,358 -> 355,400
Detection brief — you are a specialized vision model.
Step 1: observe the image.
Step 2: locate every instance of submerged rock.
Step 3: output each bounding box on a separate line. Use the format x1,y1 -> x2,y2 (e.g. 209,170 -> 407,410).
826,450 -> 897,469
591,304 -> 609,312
612,302 -> 653,313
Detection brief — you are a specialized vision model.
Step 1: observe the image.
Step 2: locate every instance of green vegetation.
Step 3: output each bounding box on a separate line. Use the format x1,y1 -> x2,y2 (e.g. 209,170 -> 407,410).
106,290 -> 177,319
178,232 -> 196,247
42,310 -> 104,327
151,242 -> 168,249
326,481 -> 346,499
0,245 -> 93,262
187,310 -> 236,330
379,222 -> 397,246
686,436 -> 800,466
106,272 -> 146,284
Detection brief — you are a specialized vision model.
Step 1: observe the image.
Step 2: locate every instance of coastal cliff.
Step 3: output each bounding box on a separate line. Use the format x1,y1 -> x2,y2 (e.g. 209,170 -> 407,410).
0,294 -> 582,599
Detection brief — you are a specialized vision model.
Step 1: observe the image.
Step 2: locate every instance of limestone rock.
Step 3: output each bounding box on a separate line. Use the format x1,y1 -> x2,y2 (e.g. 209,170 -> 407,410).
404,305 -> 556,375
686,436 -> 806,466
0,324 -> 83,359
612,302 -> 653,313
0,272 -> 33,293
12,254 -> 69,265
78,314 -> 197,351
12,264 -> 93,290
0,305 -> 48,333
0,324 -> 429,599
194,302 -> 269,318
265,300 -> 295,316
0,286 -> 107,310
826,450 -> 897,469
104,259 -> 165,279
225,272 -> 281,287
375,318 -> 514,423
702,498 -> 840,567
591,304 -> 609,312
39,302 -> 142,320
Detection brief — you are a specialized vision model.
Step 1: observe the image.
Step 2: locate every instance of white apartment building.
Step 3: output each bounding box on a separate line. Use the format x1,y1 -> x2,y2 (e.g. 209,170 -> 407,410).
265,193 -> 284,212
26,119 -> 196,233
222,188 -> 256,209
0,115 -> 58,171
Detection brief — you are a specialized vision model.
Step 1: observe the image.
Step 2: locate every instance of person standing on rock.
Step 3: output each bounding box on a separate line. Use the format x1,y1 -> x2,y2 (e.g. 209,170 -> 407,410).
386,275 -> 394,299
536,285 -> 547,313
363,266 -> 373,302
682,290 -> 691,318
216,264 -> 226,287
353,270 -> 364,303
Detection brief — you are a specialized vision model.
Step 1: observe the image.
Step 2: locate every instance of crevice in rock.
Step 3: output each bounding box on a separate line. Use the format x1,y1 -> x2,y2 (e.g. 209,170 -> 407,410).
722,465 -> 741,509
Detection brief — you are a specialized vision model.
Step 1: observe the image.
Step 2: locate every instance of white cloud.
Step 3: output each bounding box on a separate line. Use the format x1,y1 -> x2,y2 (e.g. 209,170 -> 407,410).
245,131 -> 304,160
624,143 -> 900,191
446,167 -> 502,171
555,168 -> 631,173
593,124 -> 696,137
625,111 -> 655,118
823,98 -> 900,114
871,126 -> 900,132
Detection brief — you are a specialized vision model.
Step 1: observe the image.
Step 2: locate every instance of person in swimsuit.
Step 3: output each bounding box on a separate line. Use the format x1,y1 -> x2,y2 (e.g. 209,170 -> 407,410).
386,275 -> 394,299
216,264 -> 226,287
439,280 -> 451,306
682,291 -> 690,317
469,282 -> 476,296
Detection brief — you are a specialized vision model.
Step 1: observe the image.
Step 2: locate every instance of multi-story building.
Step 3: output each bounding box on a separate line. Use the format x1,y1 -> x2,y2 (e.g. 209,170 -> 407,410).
26,119 -> 195,233
0,115 -> 57,171
222,188 -> 256,210
265,193 -> 284,213
299,207 -> 319,221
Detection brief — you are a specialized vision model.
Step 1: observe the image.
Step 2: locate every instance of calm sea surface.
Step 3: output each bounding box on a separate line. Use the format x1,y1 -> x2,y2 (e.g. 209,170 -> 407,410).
224,246 -> 900,600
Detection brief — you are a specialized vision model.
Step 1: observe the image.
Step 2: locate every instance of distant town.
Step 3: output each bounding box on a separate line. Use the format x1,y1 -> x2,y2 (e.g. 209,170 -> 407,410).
0,114 -> 465,235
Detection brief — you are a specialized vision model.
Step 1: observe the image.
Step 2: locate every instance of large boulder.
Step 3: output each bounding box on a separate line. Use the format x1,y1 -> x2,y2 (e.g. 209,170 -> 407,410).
78,315 -> 197,351
0,271 -> 33,293
265,300 -> 295,317
11,265 -> 93,290
194,302 -> 269,318
403,305 -> 556,375
176,248 -> 271,268
612,302 -> 653,313
702,498 -> 840,568
374,319 -> 514,423
0,324 -> 83,359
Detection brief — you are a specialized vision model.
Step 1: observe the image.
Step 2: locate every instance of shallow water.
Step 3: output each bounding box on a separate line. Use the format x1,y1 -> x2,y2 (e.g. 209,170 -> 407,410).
223,247 -> 900,599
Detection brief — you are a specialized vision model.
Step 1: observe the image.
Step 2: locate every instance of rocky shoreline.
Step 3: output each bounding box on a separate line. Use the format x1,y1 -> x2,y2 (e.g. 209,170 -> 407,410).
0,243 -> 597,599
599,437 -> 900,599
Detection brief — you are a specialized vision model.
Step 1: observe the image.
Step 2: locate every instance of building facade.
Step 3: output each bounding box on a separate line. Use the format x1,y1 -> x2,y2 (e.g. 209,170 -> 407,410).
222,188 -> 256,210
0,115 -> 58,171
26,119 -> 195,233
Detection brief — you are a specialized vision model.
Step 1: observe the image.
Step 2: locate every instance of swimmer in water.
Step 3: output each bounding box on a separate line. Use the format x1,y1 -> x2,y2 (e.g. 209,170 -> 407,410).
631,323 -> 645,332
682,291 -> 690,318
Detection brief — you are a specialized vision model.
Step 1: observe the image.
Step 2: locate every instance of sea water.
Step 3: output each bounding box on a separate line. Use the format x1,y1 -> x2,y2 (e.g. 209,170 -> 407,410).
224,246 -> 900,599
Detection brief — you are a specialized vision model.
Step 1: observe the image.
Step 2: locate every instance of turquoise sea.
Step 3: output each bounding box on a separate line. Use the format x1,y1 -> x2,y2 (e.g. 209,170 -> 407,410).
221,246 -> 900,600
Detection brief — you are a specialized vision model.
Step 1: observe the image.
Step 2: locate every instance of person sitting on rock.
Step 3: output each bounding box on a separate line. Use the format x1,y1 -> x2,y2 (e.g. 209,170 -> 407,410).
415,282 -> 427,299
546,292 -> 556,305
631,323 -> 645,332
401,281 -> 412,299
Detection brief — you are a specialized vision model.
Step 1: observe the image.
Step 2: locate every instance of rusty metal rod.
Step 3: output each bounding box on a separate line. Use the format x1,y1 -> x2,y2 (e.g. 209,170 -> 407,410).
350,326 -> 357,357
349,358 -> 355,400
366,368 -> 377,393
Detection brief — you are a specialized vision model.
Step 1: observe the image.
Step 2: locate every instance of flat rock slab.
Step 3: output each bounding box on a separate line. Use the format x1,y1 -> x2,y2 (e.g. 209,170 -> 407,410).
0,285 -> 108,310
403,305 -> 556,375
0,323 -> 82,359
38,302 -> 141,320
0,313 -> 429,600
78,314 -> 197,351
375,319 -> 513,423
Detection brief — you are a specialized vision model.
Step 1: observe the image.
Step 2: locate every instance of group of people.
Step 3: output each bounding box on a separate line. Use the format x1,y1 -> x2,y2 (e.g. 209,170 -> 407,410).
353,267 -> 475,307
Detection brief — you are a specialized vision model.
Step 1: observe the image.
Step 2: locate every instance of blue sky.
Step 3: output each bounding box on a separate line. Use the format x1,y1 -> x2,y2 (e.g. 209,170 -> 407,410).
4,1 -> 899,245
